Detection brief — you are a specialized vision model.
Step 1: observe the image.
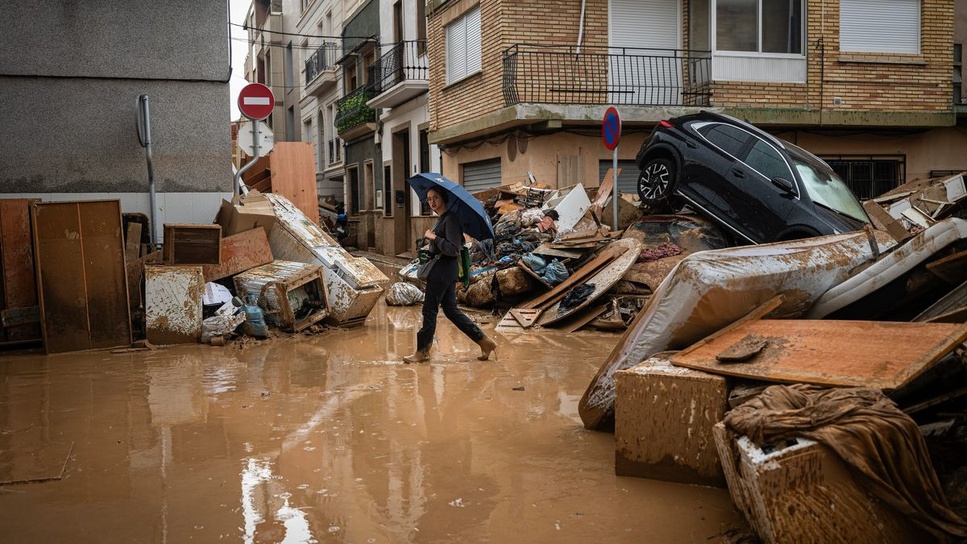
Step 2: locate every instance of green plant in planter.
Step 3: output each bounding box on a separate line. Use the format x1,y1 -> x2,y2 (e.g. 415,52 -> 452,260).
336,90 -> 375,133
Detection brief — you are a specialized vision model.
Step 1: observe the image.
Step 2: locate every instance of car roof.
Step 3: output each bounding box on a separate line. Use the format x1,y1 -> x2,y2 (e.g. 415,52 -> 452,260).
675,110 -> 788,151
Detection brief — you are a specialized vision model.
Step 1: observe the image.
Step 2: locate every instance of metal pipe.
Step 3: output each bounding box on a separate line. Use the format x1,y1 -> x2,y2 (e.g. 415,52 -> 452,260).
137,95 -> 158,248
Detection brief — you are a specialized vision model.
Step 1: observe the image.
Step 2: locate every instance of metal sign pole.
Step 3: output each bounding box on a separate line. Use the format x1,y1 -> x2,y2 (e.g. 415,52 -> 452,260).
612,146 -> 619,231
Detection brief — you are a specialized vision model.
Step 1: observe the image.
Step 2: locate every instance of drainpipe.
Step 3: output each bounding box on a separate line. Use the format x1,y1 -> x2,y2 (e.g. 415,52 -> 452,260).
137,95 -> 158,248
576,0 -> 587,54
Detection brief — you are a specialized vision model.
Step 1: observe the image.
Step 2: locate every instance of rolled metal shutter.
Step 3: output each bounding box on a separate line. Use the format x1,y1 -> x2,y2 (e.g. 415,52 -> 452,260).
463,158 -> 502,193
598,160 -> 638,195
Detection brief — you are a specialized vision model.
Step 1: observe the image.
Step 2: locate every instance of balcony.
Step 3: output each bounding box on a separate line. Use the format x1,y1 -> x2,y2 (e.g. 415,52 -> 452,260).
367,41 -> 429,109
335,86 -> 377,140
304,42 -> 340,96
502,44 -> 711,107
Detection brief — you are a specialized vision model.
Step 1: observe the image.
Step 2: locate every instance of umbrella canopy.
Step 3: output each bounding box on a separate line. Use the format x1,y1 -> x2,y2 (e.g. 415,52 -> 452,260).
406,173 -> 495,241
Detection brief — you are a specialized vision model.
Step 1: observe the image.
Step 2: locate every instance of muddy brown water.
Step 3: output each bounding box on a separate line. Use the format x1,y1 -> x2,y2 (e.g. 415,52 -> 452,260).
0,297 -> 744,543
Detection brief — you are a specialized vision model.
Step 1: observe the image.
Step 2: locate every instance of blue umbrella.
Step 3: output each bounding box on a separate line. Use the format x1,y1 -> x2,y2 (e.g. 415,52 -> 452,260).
406,173 -> 495,241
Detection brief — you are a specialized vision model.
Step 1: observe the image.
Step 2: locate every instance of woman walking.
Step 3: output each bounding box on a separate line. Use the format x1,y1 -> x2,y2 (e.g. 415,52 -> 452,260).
404,187 -> 497,363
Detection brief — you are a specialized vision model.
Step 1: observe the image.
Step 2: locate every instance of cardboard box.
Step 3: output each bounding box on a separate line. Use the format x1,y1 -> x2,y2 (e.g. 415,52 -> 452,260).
216,190 -> 277,237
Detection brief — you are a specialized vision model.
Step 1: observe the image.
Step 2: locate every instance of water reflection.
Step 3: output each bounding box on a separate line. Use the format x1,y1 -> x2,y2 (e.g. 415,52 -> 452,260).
0,301 -> 742,543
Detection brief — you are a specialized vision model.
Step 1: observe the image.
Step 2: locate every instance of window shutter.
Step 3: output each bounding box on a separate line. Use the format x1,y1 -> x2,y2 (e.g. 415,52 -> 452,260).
446,17 -> 466,83
465,7 -> 482,74
841,0 -> 919,54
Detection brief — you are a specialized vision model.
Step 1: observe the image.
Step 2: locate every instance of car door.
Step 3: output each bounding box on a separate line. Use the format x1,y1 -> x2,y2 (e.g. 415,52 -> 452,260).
735,137 -> 801,241
685,123 -> 758,241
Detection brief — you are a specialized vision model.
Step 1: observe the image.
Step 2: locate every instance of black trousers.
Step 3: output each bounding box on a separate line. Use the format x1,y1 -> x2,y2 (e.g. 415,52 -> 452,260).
416,278 -> 484,351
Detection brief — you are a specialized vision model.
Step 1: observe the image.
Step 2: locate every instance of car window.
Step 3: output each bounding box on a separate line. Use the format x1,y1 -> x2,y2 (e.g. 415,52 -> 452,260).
791,155 -> 869,223
696,123 -> 750,158
744,140 -> 796,188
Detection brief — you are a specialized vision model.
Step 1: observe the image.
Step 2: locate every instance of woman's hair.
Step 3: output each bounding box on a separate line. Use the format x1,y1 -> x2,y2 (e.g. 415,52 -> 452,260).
428,187 -> 449,204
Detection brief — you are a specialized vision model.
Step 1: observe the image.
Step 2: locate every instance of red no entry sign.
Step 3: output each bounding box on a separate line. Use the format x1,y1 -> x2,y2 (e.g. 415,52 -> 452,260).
602,106 -> 621,150
238,83 -> 275,121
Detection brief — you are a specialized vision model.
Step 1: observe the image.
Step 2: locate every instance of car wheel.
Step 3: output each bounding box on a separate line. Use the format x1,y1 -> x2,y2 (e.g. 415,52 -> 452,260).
637,158 -> 677,204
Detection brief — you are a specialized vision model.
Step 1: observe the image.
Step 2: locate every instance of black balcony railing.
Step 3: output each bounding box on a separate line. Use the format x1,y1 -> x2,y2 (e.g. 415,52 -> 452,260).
368,40 -> 428,94
502,44 -> 712,107
305,42 -> 339,84
335,86 -> 377,134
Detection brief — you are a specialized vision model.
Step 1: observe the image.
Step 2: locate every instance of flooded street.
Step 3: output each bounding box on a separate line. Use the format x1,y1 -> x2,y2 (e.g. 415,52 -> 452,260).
0,297 -> 743,543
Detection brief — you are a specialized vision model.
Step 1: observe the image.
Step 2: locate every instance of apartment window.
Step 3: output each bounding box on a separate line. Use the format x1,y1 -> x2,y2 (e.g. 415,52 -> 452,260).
715,0 -> 802,54
445,5 -> 481,84
824,156 -> 905,200
840,0 -> 920,54
954,44 -> 963,105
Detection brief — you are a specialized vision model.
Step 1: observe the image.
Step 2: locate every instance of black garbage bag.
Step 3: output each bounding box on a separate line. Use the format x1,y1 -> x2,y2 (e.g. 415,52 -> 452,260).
558,283 -> 595,314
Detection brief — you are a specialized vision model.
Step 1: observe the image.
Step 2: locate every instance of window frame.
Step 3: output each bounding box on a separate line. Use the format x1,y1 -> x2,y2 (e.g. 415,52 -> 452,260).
712,0 -> 804,57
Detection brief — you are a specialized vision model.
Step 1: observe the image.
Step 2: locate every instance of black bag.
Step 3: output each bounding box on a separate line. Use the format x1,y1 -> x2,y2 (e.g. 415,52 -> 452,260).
417,255 -> 439,282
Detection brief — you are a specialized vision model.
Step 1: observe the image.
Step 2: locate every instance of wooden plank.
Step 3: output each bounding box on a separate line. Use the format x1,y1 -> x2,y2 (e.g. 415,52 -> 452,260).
558,304 -> 608,333
263,142 -> 320,224
202,226 -> 274,282
671,319 -> 967,391
33,202 -> 91,353
862,199 -> 910,242
926,247 -> 967,284
79,201 -> 132,350
125,222 -> 142,263
538,238 -> 640,326
520,240 -> 629,311
0,199 -> 41,342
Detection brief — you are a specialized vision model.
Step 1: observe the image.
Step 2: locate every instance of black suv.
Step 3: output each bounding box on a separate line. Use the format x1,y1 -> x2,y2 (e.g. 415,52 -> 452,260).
635,111 -> 870,244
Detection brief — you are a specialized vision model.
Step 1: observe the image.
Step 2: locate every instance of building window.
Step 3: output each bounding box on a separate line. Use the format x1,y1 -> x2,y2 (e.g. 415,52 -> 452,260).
840,0 -> 920,55
715,0 -> 802,54
445,5 -> 481,84
824,156 -> 905,200
954,44 -> 963,105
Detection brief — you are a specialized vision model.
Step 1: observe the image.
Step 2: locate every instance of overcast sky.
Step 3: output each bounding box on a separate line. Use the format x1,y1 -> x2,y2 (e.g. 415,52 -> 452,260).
229,0 -> 252,121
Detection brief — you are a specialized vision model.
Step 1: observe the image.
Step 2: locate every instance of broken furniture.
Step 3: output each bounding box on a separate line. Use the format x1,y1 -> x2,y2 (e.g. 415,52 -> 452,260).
201,226 -> 274,283
145,265 -> 204,345
162,223 -> 221,265
233,260 -> 329,332
32,200 -> 132,353
712,422 -> 924,543
260,193 -> 387,327
614,353 -> 727,487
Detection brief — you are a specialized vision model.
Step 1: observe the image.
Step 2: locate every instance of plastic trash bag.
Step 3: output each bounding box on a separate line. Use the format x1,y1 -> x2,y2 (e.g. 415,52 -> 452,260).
386,282 -> 425,306
540,259 -> 569,285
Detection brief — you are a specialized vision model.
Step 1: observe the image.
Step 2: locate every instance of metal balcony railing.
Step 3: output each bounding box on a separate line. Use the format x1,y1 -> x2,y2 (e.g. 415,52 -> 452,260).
335,86 -> 377,134
305,42 -> 339,84
368,40 -> 428,94
502,44 -> 712,107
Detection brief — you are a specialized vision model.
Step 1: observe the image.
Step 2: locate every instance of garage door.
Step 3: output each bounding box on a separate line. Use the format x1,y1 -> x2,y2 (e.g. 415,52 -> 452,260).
463,158 -> 502,193
599,160 -> 639,195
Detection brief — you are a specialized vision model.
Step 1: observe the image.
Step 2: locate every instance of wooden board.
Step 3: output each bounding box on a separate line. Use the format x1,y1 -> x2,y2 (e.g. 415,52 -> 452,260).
33,200 -> 132,353
0,199 -> 41,342
670,319 -> 967,391
537,238 -> 641,327
163,223 -> 221,265
242,142 -> 320,224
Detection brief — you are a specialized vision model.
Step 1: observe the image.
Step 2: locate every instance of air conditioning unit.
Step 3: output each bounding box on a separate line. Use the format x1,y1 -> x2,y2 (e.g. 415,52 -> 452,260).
375,190 -> 383,208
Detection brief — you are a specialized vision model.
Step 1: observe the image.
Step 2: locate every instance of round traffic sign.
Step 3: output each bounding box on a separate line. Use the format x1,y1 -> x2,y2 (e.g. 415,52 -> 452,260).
238,83 -> 275,121
602,106 -> 621,150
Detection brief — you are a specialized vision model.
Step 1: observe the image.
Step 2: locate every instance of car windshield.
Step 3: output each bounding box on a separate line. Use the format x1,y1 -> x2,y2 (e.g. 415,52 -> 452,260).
787,147 -> 869,223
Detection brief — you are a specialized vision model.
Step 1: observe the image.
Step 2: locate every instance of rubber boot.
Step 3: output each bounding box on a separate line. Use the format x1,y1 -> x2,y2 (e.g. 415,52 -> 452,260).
403,347 -> 430,364
476,335 -> 497,361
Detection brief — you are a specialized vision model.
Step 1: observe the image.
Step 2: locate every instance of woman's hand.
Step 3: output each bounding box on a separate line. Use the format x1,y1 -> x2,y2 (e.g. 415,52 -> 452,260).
424,229 -> 437,241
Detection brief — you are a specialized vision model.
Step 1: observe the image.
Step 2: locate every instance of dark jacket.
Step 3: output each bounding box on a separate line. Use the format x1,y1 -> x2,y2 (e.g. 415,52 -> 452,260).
427,211 -> 463,284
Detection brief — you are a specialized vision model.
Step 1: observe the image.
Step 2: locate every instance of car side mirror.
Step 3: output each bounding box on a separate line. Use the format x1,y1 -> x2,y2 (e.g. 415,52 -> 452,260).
771,177 -> 796,194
